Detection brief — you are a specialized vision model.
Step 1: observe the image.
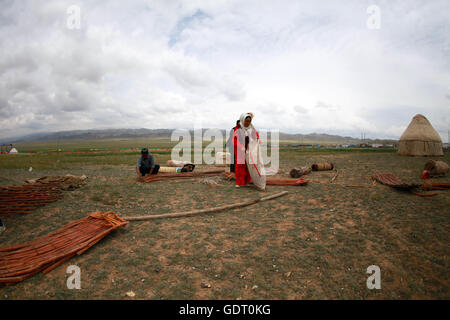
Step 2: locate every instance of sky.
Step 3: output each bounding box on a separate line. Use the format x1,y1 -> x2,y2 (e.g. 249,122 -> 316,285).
0,0 -> 449,141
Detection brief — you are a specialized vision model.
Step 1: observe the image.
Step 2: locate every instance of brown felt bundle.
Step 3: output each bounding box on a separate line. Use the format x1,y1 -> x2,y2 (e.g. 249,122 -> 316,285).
311,163 -> 334,171
290,167 -> 312,178
423,160 -> 449,177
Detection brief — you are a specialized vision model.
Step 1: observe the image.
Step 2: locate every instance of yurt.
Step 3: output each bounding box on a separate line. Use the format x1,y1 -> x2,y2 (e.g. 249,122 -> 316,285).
397,114 -> 443,156
9,148 -> 18,154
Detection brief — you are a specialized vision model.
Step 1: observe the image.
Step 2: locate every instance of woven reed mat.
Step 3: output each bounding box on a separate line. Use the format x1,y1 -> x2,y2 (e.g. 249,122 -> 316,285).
0,211 -> 127,285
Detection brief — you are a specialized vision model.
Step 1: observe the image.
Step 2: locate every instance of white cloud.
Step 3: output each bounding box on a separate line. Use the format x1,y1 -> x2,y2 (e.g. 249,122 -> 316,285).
0,0 -> 449,140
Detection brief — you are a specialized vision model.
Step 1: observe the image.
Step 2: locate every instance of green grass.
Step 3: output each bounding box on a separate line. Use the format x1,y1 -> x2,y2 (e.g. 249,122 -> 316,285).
0,142 -> 449,300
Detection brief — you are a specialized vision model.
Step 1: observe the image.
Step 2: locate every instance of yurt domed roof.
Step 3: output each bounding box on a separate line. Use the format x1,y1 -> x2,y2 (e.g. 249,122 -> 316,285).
399,114 -> 442,142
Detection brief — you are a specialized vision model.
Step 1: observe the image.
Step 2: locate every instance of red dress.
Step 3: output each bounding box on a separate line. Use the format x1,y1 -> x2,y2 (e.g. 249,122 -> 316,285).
233,125 -> 260,186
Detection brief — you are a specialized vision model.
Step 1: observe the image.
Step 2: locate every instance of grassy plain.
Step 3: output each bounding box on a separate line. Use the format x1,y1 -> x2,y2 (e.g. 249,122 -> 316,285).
0,138 -> 448,299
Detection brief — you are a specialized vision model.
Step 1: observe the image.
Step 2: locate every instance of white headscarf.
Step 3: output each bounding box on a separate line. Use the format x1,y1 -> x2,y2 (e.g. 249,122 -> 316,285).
239,112 -> 255,134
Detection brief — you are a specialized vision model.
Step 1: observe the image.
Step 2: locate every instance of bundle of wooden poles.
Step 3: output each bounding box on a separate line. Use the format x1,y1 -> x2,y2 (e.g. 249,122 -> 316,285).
222,173 -> 308,186
142,169 -> 310,186
423,181 -> 450,190
0,183 -> 63,217
265,178 -> 308,186
0,211 -> 127,285
141,170 -> 225,183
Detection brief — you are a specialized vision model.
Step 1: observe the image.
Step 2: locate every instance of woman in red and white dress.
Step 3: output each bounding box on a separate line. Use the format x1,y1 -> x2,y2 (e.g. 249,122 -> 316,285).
233,113 -> 266,191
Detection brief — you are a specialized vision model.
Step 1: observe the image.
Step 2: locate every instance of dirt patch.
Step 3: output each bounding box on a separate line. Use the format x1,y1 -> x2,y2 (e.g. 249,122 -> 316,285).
0,151 -> 449,299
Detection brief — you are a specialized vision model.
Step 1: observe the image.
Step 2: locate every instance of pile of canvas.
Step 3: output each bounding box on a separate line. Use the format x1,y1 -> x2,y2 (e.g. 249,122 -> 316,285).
214,152 -> 231,167
422,160 -> 449,178
167,160 -> 193,167
371,173 -> 420,190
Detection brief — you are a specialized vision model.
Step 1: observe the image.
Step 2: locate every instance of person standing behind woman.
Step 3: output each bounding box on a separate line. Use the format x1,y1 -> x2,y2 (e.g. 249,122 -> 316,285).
227,119 -> 240,173
233,113 -> 266,190
0,218 -> 5,235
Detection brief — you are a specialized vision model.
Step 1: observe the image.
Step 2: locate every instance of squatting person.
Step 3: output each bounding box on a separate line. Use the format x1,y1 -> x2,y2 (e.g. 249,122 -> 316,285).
136,147 -> 160,178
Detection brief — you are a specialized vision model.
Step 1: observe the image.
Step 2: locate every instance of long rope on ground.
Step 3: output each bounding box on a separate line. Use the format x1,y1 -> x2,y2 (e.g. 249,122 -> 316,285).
330,170 -> 339,183
125,191 -> 289,221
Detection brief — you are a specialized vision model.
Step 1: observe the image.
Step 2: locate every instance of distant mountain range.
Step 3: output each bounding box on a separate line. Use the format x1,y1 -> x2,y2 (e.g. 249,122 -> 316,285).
5,128 -> 398,145
8,129 -> 174,142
